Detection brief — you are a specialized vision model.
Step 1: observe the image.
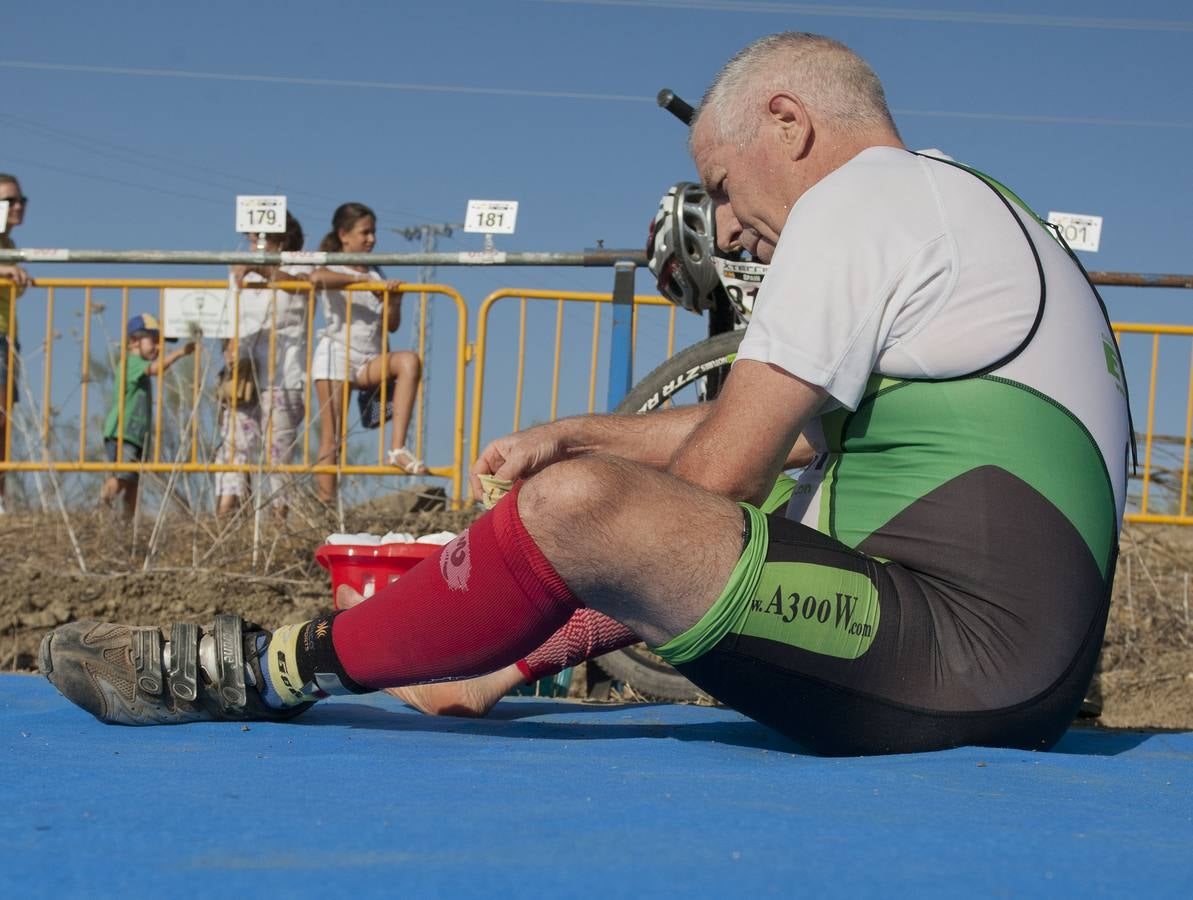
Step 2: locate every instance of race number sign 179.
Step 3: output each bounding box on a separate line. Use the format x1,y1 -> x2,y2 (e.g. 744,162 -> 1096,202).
464,200 -> 518,235
1046,211 -> 1102,253
235,195 -> 287,234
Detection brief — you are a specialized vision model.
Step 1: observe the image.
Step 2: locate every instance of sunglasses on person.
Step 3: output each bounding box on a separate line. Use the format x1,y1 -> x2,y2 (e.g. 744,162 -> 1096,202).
0,195 -> 28,205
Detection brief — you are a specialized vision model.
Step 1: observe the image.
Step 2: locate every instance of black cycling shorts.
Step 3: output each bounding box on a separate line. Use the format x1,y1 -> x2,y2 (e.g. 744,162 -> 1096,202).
654,503 -> 1112,756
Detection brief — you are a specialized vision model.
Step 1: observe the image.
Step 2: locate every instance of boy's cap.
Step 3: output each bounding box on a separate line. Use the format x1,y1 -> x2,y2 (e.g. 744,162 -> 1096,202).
127,313 -> 160,337
127,313 -> 177,342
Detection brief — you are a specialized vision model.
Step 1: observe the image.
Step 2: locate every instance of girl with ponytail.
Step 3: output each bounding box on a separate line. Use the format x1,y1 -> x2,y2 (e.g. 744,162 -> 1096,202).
309,203 -> 425,504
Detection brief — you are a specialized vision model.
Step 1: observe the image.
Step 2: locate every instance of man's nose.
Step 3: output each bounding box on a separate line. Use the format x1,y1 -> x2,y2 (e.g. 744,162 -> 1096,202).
714,204 -> 743,252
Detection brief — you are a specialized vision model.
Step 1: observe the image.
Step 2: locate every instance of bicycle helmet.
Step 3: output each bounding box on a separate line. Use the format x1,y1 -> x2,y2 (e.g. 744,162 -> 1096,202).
646,182 -> 721,313
647,181 -> 769,321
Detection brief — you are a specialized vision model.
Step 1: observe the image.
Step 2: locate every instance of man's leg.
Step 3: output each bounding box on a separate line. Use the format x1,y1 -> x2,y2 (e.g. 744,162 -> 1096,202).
520,456 -> 745,646
348,473 -> 797,719
42,456 -> 743,723
296,456 -> 740,696
336,585 -> 638,717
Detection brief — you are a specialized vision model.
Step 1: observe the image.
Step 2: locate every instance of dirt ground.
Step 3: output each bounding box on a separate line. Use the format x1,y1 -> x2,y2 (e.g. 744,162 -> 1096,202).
2,492 -> 1190,732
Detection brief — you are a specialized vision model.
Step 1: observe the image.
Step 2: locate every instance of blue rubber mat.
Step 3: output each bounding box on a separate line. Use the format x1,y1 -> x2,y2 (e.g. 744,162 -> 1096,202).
2,673 -> 1190,898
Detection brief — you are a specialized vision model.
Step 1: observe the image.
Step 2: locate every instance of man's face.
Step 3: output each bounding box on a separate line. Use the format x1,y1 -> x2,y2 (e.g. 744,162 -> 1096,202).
0,182 -> 25,230
692,117 -> 799,264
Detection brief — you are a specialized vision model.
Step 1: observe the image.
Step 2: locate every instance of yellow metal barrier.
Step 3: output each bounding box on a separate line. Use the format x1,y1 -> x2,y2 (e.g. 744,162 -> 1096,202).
469,288 -> 675,468
468,299 -> 1193,525
0,278 -> 469,503
3,272 -> 1193,526
1114,322 -> 1193,525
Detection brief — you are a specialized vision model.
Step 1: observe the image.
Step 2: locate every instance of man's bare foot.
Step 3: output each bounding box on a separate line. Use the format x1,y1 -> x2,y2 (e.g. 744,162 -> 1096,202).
334,584 -> 525,717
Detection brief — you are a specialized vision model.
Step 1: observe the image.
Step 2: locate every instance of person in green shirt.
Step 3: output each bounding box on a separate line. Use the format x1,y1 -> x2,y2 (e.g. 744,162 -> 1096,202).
100,314 -> 194,518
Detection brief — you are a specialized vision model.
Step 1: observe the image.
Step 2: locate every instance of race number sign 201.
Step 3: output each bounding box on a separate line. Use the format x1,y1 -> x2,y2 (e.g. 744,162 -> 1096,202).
1046,211 -> 1102,253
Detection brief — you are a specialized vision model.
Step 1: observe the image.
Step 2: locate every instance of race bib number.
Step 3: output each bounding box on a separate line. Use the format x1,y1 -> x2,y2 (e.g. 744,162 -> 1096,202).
713,257 -> 768,317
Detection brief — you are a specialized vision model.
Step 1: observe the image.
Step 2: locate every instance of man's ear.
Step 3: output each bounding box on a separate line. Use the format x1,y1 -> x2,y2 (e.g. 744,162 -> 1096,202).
768,92 -> 812,160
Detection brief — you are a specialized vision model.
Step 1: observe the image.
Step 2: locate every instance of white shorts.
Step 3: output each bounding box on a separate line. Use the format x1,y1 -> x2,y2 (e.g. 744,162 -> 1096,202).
310,335 -> 369,384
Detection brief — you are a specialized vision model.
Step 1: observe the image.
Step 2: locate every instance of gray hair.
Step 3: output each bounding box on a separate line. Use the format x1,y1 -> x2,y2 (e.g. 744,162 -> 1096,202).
693,33 -> 898,147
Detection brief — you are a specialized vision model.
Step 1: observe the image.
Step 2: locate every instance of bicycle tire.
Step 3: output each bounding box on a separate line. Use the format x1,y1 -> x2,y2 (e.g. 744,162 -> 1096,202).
592,330 -> 745,702
591,644 -> 712,702
616,329 -> 744,414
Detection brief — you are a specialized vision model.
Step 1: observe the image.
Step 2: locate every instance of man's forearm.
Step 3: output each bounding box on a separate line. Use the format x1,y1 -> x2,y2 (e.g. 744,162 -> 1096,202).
667,360 -> 822,504
552,404 -> 712,469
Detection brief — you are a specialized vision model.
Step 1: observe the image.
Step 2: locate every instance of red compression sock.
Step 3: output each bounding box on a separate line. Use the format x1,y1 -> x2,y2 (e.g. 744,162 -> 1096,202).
311,483 -> 582,690
517,609 -> 640,681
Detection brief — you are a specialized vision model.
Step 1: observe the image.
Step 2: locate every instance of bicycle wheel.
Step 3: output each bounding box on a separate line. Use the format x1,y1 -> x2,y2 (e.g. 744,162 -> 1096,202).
591,329 -> 745,702
616,329 -> 744,414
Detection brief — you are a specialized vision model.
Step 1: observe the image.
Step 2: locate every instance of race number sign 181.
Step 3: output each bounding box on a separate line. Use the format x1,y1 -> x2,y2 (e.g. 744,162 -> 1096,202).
1046,211 -> 1102,253
235,195 -> 287,234
464,200 -> 518,235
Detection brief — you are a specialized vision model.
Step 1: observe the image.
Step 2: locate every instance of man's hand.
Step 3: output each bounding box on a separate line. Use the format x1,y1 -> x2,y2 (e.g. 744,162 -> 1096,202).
0,265 -> 32,290
469,406 -> 717,502
470,421 -> 570,500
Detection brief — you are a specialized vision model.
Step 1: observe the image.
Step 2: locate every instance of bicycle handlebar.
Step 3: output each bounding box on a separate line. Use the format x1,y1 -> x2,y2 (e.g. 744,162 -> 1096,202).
656,89 -> 694,126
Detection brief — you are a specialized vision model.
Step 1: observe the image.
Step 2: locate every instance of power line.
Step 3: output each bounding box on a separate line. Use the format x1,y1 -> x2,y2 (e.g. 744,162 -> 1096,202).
0,111 -> 445,224
0,60 -> 652,104
893,108 -> 1193,130
1,152 -> 229,207
3,58 -> 1190,130
528,0 -> 1193,32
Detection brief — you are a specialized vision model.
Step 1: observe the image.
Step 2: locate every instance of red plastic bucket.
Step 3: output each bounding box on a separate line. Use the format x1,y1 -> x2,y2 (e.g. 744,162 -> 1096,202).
315,542 -> 441,608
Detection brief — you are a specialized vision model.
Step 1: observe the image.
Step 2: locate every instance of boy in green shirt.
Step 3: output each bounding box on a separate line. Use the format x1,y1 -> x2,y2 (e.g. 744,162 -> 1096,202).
100,314 -> 195,518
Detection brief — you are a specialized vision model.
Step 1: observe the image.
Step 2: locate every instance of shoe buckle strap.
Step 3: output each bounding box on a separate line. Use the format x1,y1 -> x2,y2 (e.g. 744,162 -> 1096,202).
132,628 -> 163,695
167,622 -> 199,702
212,614 -> 248,712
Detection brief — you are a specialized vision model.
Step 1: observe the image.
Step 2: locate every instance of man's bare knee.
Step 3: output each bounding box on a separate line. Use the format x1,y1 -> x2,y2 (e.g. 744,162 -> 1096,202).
516,456 -> 741,644
519,456 -> 628,533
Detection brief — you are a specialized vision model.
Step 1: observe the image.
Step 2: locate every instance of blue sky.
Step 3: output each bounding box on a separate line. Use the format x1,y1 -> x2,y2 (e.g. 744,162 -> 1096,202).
2,0 -> 1192,491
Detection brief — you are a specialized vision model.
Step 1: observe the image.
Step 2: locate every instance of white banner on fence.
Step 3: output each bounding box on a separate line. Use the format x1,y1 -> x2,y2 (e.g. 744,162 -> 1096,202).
163,288 -> 234,339
22,248 -> 70,261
